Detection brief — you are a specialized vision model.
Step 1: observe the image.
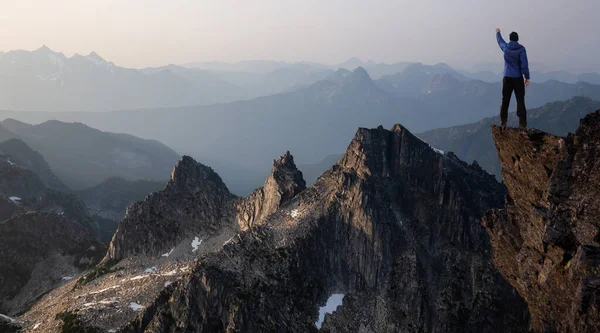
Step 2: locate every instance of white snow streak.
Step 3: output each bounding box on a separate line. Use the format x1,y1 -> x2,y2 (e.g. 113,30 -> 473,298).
162,248 -> 174,257
9,196 -> 21,202
191,237 -> 202,252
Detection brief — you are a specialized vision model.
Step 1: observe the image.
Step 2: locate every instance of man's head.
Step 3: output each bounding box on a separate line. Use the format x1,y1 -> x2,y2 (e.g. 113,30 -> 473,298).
509,32 -> 519,42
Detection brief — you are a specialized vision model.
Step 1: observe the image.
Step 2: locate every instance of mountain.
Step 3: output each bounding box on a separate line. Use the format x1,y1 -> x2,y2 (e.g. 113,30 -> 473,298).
4,68 -> 600,195
461,70 -> 600,84
0,138 -> 68,191
0,119 -> 179,189
0,47 -> 339,111
20,123 -> 528,332
78,177 -> 165,221
0,153 -> 106,315
0,213 -> 105,315
418,97 -> 600,178
483,111 -> 600,332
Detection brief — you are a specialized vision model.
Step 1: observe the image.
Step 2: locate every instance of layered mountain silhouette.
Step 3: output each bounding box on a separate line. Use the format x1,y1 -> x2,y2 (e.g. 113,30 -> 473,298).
19,123 -> 529,332
3,62 -> 600,195
419,97 -> 600,178
0,119 -> 179,189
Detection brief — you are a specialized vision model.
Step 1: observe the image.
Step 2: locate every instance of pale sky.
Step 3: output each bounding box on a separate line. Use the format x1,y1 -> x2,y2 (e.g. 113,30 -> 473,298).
0,0 -> 598,70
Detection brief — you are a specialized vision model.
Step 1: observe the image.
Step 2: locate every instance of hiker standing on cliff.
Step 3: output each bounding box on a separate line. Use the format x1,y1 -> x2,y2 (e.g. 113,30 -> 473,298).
496,28 -> 530,129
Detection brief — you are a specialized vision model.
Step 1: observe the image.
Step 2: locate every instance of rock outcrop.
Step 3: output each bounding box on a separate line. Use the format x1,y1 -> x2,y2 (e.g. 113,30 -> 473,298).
237,151 -> 306,230
106,156 -> 238,261
484,110 -> 600,332
120,124 -> 528,332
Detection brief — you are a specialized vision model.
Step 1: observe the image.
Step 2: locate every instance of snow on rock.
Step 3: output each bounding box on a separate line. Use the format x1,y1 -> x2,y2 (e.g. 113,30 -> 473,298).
223,237 -> 235,246
144,266 -> 158,274
315,294 -> 345,329
290,209 -> 300,218
164,281 -> 172,287
62,276 -> 74,281
129,302 -> 144,312
429,145 -> 445,155
33,323 -> 41,329
9,196 -> 21,202
0,313 -> 18,323
162,248 -> 174,257
89,285 -> 121,295
191,236 -> 202,252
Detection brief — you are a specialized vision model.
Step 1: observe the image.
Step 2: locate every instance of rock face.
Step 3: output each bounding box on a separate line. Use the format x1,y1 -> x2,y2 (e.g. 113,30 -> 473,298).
484,110 -> 600,332
0,212 -> 105,315
121,124 -> 528,332
106,156 -> 238,261
237,151 -> 306,230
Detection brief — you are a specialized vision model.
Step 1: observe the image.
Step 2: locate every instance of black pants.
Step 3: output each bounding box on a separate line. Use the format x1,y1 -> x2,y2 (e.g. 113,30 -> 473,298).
500,76 -> 527,127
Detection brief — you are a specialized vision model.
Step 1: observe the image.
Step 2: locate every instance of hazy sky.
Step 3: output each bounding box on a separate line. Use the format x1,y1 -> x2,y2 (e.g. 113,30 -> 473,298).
0,0 -> 598,70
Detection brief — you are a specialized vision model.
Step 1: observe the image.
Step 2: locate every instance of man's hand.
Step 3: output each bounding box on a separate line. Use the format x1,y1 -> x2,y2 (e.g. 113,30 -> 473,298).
525,79 -> 530,87
496,28 -> 501,33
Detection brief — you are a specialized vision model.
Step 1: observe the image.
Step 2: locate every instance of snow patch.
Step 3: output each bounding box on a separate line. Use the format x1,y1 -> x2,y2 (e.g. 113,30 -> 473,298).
9,196 -> 21,202
129,275 -> 149,281
315,294 -> 344,329
144,266 -> 157,274
223,237 -> 234,246
430,145 -> 445,155
164,281 -> 172,287
290,209 -> 300,218
162,248 -> 174,257
191,237 -> 202,252
129,302 -> 144,311
33,323 -> 41,329
0,313 -> 18,323
62,276 -> 74,281
89,285 -> 120,295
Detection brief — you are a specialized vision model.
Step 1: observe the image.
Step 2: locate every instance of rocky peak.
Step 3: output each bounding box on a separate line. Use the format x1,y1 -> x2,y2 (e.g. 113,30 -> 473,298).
107,156 -> 237,261
117,124 -> 527,332
237,151 -> 305,231
169,155 -> 229,193
484,110 -> 600,332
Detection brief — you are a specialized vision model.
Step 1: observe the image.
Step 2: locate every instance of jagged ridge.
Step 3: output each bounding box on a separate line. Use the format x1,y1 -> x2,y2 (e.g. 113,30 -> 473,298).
484,110 -> 600,332
120,123 -> 528,332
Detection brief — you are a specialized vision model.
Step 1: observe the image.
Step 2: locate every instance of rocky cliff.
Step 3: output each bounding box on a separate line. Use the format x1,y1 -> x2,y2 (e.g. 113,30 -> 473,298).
237,151 -> 306,231
484,110 -> 600,332
106,156 -> 237,261
119,124 -> 528,332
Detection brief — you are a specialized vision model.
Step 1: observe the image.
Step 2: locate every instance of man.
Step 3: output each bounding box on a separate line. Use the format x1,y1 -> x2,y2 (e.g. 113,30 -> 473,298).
496,28 -> 530,129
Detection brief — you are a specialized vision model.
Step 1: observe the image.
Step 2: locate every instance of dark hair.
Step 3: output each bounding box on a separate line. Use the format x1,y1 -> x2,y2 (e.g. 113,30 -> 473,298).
509,32 -> 519,42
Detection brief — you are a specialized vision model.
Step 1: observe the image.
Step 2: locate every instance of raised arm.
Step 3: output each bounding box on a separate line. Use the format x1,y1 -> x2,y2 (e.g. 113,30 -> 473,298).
496,28 -> 507,51
520,48 -> 531,84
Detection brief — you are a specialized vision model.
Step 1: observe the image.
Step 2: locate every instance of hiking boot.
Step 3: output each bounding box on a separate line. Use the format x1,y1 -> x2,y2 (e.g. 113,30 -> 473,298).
519,123 -> 527,130
501,121 -> 507,130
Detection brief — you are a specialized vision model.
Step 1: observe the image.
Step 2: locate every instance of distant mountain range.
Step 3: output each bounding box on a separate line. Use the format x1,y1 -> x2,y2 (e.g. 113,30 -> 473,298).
419,96 -> 600,178
2,47 -> 600,111
0,119 -> 179,189
3,65 -> 600,195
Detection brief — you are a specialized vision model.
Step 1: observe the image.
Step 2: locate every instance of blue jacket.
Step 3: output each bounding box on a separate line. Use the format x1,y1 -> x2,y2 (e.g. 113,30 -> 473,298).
496,32 -> 530,80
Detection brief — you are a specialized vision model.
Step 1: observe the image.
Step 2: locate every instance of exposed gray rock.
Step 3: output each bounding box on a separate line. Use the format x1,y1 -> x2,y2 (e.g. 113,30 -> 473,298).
237,151 -> 306,231
121,124 -> 529,332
